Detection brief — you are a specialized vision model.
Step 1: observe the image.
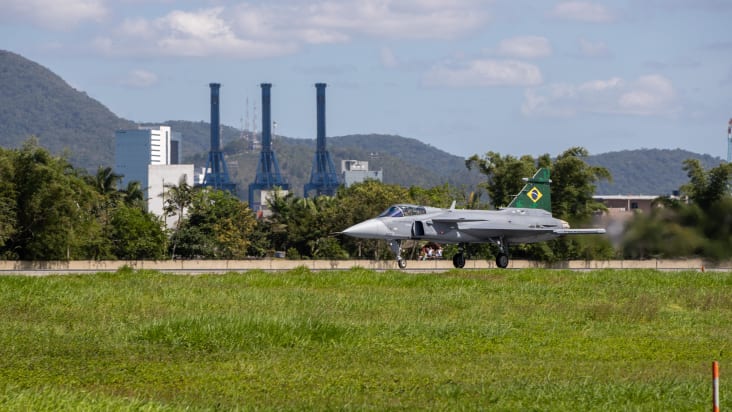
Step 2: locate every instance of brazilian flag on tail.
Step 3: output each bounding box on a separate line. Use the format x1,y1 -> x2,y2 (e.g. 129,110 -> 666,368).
506,168 -> 552,212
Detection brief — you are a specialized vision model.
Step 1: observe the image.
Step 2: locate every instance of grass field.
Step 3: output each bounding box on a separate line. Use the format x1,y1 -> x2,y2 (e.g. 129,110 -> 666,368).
0,267 -> 729,411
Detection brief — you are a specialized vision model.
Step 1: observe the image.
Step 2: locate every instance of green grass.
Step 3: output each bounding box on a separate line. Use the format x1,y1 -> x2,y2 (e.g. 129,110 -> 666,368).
0,267 -> 729,410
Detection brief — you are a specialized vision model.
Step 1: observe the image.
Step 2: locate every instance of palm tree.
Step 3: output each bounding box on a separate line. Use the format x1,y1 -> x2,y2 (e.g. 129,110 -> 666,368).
87,166 -> 123,224
121,181 -> 145,210
163,176 -> 193,258
91,166 -> 123,199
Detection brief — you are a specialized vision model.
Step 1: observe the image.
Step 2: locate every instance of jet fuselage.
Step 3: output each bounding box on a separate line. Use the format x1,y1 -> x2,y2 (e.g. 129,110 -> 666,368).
342,206 -> 568,245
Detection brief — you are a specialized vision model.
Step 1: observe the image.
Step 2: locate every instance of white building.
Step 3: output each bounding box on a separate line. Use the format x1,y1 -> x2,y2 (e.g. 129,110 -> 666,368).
115,126 -> 194,228
341,160 -> 383,187
148,165 -> 194,228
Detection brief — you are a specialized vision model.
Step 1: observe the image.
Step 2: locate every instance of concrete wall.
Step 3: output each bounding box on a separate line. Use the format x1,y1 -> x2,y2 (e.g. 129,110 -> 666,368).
0,259 -> 728,274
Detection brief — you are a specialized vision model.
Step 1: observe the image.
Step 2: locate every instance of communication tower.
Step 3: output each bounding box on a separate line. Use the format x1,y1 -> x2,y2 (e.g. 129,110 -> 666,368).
727,118 -> 732,163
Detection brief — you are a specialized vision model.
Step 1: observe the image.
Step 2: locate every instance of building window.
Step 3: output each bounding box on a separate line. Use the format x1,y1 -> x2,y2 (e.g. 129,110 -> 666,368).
630,202 -> 639,209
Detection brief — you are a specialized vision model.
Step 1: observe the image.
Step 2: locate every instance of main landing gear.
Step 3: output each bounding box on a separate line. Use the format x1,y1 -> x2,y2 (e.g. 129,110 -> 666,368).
452,244 -> 466,269
451,240 -> 511,269
495,238 -> 509,269
389,239 -> 510,269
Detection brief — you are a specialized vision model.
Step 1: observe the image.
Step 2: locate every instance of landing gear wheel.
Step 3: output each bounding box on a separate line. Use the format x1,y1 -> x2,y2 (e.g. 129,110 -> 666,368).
496,253 -> 509,269
452,253 -> 466,269
397,258 -> 407,269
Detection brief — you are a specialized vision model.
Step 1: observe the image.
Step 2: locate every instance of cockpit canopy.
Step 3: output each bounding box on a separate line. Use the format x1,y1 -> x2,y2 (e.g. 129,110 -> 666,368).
377,204 -> 427,218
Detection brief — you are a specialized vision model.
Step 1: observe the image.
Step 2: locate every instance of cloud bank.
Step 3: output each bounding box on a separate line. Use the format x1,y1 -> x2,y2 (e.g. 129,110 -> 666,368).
522,74 -> 678,117
89,0 -> 489,58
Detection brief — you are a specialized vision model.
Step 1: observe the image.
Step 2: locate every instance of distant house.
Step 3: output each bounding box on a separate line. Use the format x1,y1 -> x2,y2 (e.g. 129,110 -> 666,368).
593,195 -> 659,216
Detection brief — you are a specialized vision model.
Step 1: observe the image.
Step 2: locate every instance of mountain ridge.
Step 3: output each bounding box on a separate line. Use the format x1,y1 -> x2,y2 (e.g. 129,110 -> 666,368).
0,49 -> 726,197
0,50 -> 136,168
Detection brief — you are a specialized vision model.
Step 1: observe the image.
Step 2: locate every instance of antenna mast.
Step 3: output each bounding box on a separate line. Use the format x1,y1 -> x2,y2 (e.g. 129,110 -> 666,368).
727,118 -> 731,163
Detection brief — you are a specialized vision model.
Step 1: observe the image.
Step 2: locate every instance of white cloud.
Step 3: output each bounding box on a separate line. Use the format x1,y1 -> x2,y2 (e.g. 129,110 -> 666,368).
95,7 -> 298,58
550,1 -> 614,23
424,59 -> 543,87
578,38 -> 610,57
93,1 -> 490,58
1,0 -> 106,29
497,36 -> 552,59
122,69 -> 158,88
304,0 -> 489,40
522,74 -> 678,117
380,47 -> 399,69
618,75 -> 676,115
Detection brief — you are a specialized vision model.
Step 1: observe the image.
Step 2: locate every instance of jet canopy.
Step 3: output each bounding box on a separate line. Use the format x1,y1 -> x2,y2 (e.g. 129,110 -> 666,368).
377,204 -> 427,218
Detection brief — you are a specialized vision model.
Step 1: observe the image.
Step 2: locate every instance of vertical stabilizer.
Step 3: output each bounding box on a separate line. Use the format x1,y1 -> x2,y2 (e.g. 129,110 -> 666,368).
506,168 -> 552,212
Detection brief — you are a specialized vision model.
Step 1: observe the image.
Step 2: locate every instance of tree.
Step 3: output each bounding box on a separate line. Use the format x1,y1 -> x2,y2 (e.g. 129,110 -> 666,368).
621,207 -> 706,259
121,180 -> 145,210
163,176 -> 194,257
7,139 -> 102,260
109,204 -> 167,260
88,166 -> 122,199
263,192 -> 348,259
172,188 -> 257,259
466,152 -> 544,208
333,180 -> 410,259
621,159 -> 732,261
467,148 -> 609,220
680,159 -> 732,211
0,148 -> 17,256
407,184 -> 455,208
549,147 -> 610,221
466,147 -> 611,261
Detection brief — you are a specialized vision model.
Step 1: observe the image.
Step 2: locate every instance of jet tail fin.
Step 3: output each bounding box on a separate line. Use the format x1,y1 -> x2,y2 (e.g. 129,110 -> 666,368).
506,168 -> 552,212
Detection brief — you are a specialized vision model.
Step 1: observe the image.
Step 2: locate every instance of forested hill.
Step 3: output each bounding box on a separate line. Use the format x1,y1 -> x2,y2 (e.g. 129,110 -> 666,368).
1,50 -> 727,196
171,118 -> 725,196
0,50 -> 136,168
586,149 -> 725,195
166,119 -> 484,196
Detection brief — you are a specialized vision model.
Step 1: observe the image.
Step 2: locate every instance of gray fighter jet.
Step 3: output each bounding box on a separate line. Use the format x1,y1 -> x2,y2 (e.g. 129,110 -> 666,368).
341,168 -> 606,269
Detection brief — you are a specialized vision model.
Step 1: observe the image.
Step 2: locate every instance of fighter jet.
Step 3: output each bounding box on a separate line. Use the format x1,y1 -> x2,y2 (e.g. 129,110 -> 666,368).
340,168 -> 606,269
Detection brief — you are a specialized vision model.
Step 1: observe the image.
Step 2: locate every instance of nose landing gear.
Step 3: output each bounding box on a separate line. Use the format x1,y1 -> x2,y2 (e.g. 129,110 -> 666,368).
389,240 -> 408,269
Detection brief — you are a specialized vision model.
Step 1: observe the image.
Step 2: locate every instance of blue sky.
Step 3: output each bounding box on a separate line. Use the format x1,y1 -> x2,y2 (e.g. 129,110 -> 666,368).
2,0 -> 731,159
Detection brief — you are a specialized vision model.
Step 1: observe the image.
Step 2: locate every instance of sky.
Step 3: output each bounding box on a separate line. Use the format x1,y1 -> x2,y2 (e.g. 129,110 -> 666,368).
1,0 -> 731,159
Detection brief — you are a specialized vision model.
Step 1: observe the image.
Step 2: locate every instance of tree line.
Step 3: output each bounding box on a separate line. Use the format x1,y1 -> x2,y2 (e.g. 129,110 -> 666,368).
1,140 -> 730,261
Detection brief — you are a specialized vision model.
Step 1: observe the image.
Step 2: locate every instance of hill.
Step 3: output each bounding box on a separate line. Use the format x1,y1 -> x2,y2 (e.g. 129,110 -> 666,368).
150,121 -> 728,197
162,119 -> 485,197
0,50 -> 135,168
1,50 -> 727,197
586,149 -> 725,195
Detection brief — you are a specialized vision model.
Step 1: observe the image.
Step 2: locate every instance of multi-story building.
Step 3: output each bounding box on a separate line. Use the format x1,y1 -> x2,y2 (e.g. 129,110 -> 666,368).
341,160 -> 383,187
115,126 -> 193,227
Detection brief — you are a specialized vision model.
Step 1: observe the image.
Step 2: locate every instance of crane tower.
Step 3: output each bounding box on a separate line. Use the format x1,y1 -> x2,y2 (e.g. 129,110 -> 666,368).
248,83 -> 289,211
201,83 -> 236,193
304,83 -> 340,197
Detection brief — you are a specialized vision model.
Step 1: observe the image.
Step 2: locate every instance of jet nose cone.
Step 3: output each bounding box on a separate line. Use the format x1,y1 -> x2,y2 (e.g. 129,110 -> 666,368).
341,219 -> 389,239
